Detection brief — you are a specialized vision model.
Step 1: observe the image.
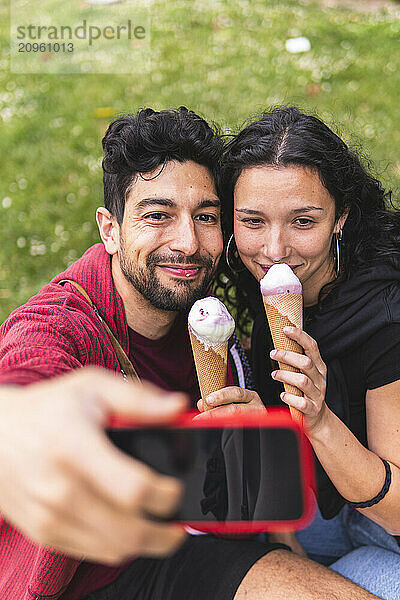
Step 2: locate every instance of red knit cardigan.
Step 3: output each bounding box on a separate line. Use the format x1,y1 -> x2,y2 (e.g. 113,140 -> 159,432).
0,243 -> 235,599
0,245 -> 134,599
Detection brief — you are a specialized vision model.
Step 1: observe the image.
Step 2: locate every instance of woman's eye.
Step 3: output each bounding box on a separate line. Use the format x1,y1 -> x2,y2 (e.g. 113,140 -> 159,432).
242,218 -> 263,226
294,218 -> 314,227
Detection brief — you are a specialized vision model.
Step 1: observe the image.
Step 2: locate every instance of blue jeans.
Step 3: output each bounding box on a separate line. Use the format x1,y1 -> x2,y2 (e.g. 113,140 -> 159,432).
296,504 -> 400,599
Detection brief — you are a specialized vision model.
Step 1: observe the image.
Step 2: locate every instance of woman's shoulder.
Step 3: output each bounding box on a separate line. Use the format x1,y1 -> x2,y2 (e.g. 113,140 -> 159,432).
333,263 -> 400,322
383,280 -> 400,321
362,321 -> 400,390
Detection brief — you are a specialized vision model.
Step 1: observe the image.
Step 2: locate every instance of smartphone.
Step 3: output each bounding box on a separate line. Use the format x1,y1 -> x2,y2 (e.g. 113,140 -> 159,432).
106,408 -> 315,533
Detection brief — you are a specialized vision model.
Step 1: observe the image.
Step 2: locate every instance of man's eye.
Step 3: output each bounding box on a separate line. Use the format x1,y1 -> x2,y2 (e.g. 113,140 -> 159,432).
145,213 -> 168,221
195,214 -> 218,223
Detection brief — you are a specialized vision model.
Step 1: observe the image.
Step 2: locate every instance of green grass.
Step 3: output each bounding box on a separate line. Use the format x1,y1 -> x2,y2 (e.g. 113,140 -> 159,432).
1,0 -> 400,321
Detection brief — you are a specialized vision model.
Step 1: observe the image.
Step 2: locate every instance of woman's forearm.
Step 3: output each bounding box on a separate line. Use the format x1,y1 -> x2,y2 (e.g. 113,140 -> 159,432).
308,407 -> 400,533
270,328 -> 400,533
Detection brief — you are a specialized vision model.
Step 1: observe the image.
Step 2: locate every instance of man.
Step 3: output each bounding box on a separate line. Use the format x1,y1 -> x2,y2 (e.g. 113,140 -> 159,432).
0,107 -> 379,600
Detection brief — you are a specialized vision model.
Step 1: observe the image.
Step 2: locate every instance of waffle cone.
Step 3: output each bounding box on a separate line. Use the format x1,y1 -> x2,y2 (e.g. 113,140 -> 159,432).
189,328 -> 228,411
262,293 -> 303,426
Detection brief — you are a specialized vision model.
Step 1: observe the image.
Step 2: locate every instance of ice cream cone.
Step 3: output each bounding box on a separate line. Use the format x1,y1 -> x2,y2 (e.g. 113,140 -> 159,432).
188,327 -> 228,410
262,293 -> 303,426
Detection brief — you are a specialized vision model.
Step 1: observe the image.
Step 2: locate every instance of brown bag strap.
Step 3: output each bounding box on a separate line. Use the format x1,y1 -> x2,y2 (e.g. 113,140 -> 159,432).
58,279 -> 140,382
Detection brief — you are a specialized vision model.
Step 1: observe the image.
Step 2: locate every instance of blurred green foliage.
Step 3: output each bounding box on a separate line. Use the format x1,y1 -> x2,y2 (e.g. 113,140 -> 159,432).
1,0 -> 400,321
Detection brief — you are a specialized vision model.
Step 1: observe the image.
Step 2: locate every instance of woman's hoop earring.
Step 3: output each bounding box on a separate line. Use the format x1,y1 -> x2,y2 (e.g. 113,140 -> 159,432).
335,229 -> 343,276
225,234 -> 244,273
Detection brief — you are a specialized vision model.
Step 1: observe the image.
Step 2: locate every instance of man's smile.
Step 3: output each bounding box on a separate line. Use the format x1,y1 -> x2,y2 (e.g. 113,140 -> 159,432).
157,265 -> 201,279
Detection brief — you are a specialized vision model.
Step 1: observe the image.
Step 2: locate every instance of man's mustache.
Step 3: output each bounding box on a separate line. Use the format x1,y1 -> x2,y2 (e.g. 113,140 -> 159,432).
147,253 -> 214,269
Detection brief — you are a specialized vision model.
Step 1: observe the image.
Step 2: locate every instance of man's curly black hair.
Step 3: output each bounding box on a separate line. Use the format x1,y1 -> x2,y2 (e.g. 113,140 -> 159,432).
102,106 -> 224,224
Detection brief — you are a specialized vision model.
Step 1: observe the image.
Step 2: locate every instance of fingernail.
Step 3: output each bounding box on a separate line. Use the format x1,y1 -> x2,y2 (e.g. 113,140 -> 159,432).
271,371 -> 277,379
270,350 -> 277,358
280,392 -> 285,400
206,394 -> 216,405
284,326 -> 293,333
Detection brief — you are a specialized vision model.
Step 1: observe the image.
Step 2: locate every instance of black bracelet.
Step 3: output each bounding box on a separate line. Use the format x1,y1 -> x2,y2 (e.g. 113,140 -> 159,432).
346,458 -> 392,509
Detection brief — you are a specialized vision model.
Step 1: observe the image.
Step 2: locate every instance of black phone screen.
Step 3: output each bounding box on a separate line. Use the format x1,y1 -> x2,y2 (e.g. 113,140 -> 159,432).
107,423 -> 312,528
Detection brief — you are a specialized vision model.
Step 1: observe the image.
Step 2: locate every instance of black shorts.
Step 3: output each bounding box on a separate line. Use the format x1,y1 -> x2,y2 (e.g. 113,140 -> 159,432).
84,535 -> 288,600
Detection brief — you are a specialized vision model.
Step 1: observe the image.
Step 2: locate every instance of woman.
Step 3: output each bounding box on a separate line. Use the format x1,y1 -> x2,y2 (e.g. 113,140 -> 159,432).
201,106 -> 400,598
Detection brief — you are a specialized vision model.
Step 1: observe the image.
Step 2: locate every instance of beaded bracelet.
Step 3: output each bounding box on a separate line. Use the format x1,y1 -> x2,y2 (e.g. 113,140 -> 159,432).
346,458 -> 392,509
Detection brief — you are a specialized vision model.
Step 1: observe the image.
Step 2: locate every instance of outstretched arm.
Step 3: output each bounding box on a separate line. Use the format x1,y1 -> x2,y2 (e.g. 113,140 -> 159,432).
0,368 -> 187,563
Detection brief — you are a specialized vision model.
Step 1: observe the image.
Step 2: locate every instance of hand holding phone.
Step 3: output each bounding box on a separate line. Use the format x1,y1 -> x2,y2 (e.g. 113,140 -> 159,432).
0,369 -> 188,564
107,409 -> 315,533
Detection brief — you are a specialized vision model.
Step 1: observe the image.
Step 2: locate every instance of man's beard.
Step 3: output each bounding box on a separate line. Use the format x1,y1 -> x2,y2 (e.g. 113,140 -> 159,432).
119,244 -> 216,312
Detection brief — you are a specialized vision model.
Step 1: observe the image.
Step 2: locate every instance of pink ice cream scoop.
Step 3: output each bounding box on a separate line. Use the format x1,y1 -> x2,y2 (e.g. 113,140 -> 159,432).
259,263 -> 304,426
260,264 -> 302,298
188,297 -> 235,350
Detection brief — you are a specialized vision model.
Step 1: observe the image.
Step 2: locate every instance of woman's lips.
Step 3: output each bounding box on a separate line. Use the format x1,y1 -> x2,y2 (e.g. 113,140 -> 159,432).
158,265 -> 201,278
260,264 -> 302,273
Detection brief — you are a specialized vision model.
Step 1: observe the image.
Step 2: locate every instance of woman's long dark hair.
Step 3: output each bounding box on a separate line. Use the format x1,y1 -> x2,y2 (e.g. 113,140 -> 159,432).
215,106 -> 400,335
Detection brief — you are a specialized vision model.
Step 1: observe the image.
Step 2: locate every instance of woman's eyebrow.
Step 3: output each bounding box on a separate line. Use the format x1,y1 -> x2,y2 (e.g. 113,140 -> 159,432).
235,208 -> 265,216
290,206 -> 324,214
235,206 -> 324,216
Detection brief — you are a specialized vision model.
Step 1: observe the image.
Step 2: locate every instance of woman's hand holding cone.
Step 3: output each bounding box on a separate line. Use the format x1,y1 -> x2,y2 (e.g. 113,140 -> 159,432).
271,326 -> 329,435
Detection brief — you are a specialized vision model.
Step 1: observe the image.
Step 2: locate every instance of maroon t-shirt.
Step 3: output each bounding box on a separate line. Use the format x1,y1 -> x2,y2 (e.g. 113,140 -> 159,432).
128,313 -> 201,408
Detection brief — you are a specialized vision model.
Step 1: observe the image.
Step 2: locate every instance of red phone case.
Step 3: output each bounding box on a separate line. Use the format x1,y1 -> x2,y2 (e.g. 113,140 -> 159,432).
107,408 -> 316,533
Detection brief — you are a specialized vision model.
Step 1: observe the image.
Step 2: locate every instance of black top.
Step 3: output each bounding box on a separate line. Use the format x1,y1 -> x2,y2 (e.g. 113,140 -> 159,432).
251,264 -> 400,518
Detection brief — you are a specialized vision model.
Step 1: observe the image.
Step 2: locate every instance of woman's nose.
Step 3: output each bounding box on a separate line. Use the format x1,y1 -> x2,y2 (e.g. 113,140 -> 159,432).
263,228 -> 290,263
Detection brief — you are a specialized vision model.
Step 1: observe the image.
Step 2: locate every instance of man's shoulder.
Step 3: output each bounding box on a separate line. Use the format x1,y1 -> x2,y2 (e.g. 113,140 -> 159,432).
0,245 -> 121,384
4,280 -> 93,321
0,280 -> 118,383
50,243 -> 108,286
2,243 -> 110,330
0,280 -> 103,349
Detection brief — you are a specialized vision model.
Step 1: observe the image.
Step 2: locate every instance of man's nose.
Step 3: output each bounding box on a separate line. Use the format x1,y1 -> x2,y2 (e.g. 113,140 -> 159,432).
169,218 -> 200,256
264,227 -> 290,262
